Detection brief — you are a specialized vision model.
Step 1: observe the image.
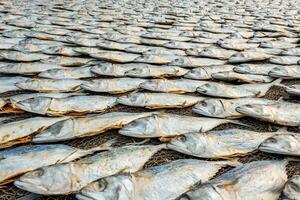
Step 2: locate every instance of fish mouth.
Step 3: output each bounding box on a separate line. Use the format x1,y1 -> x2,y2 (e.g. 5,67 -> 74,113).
192,107 -> 213,117
14,179 -> 46,194
196,87 -> 207,94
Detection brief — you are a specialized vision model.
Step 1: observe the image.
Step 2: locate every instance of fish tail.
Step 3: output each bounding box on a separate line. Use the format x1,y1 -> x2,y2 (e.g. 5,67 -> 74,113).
217,158 -> 242,167
227,120 -> 254,128
89,138 -> 117,152
271,78 -> 283,87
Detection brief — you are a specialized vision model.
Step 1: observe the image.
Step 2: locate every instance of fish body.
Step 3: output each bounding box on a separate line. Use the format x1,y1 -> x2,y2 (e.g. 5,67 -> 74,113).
169,57 -> 225,68
183,160 -> 288,200
211,71 -> 274,83
33,112 -> 154,142
268,65 -> 300,79
125,65 -> 188,78
118,92 -> 204,109
14,145 -> 165,195
184,65 -> 235,80
81,78 -> 146,94
0,76 -> 29,94
233,64 -> 280,75
15,95 -> 117,116
0,50 -> 49,62
77,159 -> 240,200
38,66 -> 96,79
283,175 -> 300,200
285,84 -> 300,96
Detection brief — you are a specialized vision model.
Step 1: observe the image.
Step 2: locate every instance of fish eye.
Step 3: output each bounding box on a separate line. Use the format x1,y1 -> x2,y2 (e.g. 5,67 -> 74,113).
178,135 -> 187,142
32,169 -> 44,177
200,101 -> 207,107
266,137 -> 277,143
96,179 -> 107,191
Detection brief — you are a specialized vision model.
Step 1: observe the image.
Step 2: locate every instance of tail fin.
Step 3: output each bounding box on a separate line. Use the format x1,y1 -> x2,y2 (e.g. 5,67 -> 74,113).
271,78 -> 283,87
216,158 -> 242,167
227,120 -> 254,129
89,138 -> 117,152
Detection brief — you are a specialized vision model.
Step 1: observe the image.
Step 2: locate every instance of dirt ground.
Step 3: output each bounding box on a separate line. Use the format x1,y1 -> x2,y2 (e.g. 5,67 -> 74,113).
0,79 -> 299,200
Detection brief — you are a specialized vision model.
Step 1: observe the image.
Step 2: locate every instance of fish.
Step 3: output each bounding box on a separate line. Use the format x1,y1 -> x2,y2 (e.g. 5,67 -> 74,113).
163,41 -> 209,50
97,40 -> 132,51
189,47 -> 237,59
196,79 -> 282,98
118,92 -> 204,109
184,65 -> 235,80
259,133 -> 300,156
285,84 -> 300,96
0,62 -> 68,75
140,79 -> 208,93
32,112 -> 154,143
0,76 -> 29,94
77,159 -> 240,200
81,78 -> 146,94
143,47 -> 186,56
269,56 -> 300,65
15,95 -> 118,116
211,71 -> 274,83
219,41 -> 259,51
169,56 -> 226,68
133,54 -> 179,64
124,45 -> 151,54
40,56 -> 94,67
119,113 -> 246,140
260,41 -> 297,49
41,46 -> 81,57
283,175 -> 300,200
181,160 -> 288,200
228,51 -> 271,63
168,129 -> 277,159
38,66 -> 97,79
192,98 -> 276,119
0,117 -> 68,149
15,78 -> 84,92
90,62 -> 139,77
0,140 -> 113,185
268,65 -> 300,79
89,51 -> 140,63
281,48 -> 300,56
125,65 -> 188,78
0,50 -> 50,62
14,144 -> 165,195
236,102 -> 300,126
233,64 -> 280,75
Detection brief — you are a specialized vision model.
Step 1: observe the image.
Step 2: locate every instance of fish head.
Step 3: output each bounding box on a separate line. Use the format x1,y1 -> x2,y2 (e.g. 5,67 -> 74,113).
16,97 -> 51,115
186,48 -> 200,56
168,134 -> 205,155
199,47 -> 214,57
40,56 -> 60,64
140,80 -> 160,91
211,71 -> 230,79
119,115 -> 156,137
118,92 -> 145,106
229,52 -> 247,63
236,104 -> 271,118
196,83 -> 219,95
33,119 -> 74,143
171,57 -> 186,65
94,63 -> 114,74
185,68 -> 208,79
125,67 -> 149,77
269,67 -> 289,78
164,41 -> 176,48
77,176 -> 132,200
259,134 -> 299,154
193,99 -> 224,117
233,65 -> 251,73
43,46 -> 60,54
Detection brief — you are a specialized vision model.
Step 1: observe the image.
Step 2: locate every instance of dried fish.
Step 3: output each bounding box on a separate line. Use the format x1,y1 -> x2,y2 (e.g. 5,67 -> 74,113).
0,76 -> 29,94
125,65 -> 188,78
169,56 -> 226,68
268,65 -> 300,79
233,64 -> 280,75
285,84 -> 300,96
283,175 -> 300,200
77,159 -> 240,200
228,51 -> 271,63
269,56 -> 300,65
38,66 -> 96,79
0,50 -> 49,62
211,71 -> 274,83
15,145 -> 165,194
185,65 -> 234,80
33,112 -> 153,142
41,56 -> 94,67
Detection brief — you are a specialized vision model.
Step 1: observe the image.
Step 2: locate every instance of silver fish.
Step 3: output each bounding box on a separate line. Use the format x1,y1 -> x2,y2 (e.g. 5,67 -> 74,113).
15,95 -> 117,116
89,51 -> 140,63
211,71 -> 274,83
81,78 -> 146,94
233,64 -> 280,75
41,56 -> 94,67
228,51 -> 271,63
90,62 -> 139,77
169,56 -> 226,68
283,175 -> 300,200
0,117 -> 68,149
77,159 -> 240,200
125,65 -> 188,78
285,84 -> 300,96
41,46 -> 81,57
269,56 -> 300,65
119,113 -> 245,139
192,47 -> 237,59
196,79 -> 281,98
0,76 -> 29,94
14,145 -> 165,195
16,78 -> 84,92
168,129 -> 276,158
133,54 -> 179,64
259,133 -> 300,156
38,66 -> 96,79
0,62 -> 67,75
193,98 -> 276,119
0,141 -> 113,185
0,50 -> 49,62
140,79 -> 207,93
182,160 -> 288,200
268,65 -> 300,79
184,65 -> 235,80
236,102 -> 300,126
33,112 -> 154,143
118,92 -> 204,109
281,48 -> 300,56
